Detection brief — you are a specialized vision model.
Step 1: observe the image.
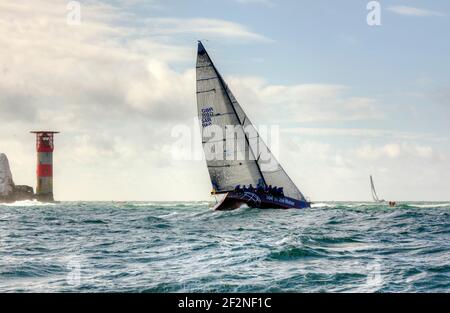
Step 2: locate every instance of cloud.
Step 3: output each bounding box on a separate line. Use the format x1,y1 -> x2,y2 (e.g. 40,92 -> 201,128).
281,128 -> 450,142
143,18 -> 271,42
0,0 -> 273,201
432,86 -> 450,106
5,0 -> 381,202
226,77 -> 383,123
1,0 -> 448,202
276,136 -> 450,201
0,0 -> 206,200
387,5 -> 445,17
355,143 -> 446,161
234,0 -> 274,6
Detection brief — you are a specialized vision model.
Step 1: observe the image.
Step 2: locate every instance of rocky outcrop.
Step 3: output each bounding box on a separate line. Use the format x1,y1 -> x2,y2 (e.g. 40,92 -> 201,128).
0,153 -> 35,203
0,153 -> 14,197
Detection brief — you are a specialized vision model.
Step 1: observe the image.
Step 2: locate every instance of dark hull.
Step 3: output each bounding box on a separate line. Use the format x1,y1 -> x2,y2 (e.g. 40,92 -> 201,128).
214,191 -> 311,210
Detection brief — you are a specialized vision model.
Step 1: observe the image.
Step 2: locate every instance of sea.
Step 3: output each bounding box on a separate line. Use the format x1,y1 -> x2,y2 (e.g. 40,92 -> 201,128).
0,201 -> 449,293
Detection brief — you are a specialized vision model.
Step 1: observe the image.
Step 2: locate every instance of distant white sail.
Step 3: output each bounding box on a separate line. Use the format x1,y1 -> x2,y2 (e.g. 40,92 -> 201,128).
370,175 -> 384,203
196,42 -> 306,201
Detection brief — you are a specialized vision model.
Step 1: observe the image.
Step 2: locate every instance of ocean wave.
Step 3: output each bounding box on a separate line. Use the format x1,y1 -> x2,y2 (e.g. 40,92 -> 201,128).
311,202 -> 335,208
1,201 -> 449,292
406,203 -> 450,209
267,246 -> 325,260
82,219 -> 108,224
0,200 -> 56,207
126,202 -> 210,208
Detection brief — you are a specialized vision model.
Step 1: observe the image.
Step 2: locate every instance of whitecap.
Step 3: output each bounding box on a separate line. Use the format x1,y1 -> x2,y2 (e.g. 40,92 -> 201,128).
409,203 -> 450,209
1,200 -> 55,207
311,202 -> 335,208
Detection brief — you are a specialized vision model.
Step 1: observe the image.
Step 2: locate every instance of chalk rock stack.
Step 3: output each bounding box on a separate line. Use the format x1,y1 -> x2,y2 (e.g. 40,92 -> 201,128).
0,153 -> 14,197
0,153 -> 34,203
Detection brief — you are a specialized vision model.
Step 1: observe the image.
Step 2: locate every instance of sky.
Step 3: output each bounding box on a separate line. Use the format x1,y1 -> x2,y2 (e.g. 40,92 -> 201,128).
0,0 -> 449,201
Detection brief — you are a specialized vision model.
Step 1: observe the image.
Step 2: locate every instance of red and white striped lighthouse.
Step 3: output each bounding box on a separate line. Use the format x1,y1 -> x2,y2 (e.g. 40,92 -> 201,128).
30,131 -> 59,202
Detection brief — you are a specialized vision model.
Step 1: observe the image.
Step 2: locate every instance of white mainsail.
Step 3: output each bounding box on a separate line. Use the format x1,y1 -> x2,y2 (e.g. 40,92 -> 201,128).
196,42 -> 306,201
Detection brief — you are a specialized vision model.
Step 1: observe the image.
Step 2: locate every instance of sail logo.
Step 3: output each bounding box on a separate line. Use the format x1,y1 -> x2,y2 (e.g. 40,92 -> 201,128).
201,107 -> 214,128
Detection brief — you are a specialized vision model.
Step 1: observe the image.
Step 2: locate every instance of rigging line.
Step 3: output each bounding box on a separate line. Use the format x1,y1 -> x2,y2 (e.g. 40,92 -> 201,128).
213,112 -> 234,116
197,77 -> 218,82
197,89 -> 216,94
208,163 -> 246,168
202,139 -> 226,144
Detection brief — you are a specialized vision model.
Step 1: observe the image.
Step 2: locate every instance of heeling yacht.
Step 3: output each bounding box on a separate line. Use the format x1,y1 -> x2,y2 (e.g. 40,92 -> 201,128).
370,175 -> 396,207
196,41 -> 310,210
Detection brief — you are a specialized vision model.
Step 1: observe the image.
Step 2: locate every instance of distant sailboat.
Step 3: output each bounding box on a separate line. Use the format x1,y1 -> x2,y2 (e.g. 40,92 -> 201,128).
370,175 -> 385,203
370,175 -> 397,207
196,41 -> 310,210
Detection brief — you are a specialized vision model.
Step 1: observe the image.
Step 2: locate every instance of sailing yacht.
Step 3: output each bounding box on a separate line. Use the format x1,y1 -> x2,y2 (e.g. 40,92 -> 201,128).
370,175 -> 385,203
370,175 -> 396,207
196,41 -> 310,210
